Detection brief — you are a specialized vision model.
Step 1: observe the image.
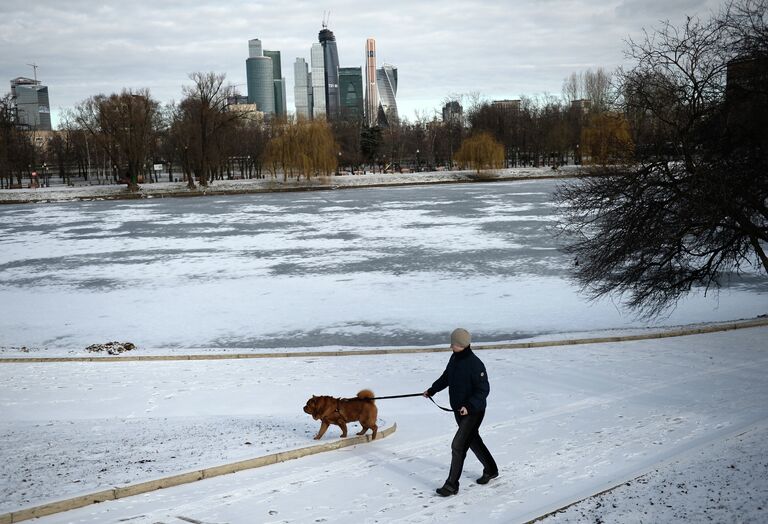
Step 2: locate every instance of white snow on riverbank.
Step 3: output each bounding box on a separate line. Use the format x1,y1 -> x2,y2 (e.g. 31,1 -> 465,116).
2,325 -> 766,522
0,167 -> 573,203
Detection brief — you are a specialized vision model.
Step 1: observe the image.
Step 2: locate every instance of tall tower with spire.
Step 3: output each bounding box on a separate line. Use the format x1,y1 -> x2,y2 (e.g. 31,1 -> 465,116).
365,39 -> 379,127
319,19 -> 340,120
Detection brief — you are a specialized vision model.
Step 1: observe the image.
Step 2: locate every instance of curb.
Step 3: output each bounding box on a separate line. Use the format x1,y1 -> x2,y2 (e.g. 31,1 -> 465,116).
0,423 -> 397,523
2,317 -> 766,363
520,418 -> 768,523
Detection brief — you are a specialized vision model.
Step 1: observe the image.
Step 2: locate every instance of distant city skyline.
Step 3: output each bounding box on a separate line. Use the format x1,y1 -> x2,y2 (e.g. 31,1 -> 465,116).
0,0 -> 724,129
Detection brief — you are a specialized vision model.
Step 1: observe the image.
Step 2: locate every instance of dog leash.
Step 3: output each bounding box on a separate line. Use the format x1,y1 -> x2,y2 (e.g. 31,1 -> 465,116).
369,392 -> 456,413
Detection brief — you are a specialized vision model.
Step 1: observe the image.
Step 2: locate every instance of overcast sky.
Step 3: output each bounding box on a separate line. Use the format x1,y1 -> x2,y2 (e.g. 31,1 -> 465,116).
1,0 -> 725,128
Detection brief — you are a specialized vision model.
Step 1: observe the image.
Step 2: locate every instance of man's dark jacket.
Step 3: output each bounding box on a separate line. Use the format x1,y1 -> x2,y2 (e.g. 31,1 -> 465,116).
427,346 -> 489,413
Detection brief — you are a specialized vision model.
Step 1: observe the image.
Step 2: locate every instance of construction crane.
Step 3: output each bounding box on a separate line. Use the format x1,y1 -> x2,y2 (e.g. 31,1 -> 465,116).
27,62 -> 39,83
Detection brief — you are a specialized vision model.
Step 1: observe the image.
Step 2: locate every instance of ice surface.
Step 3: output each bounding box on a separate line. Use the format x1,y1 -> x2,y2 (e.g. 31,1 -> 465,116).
1,180 -> 765,356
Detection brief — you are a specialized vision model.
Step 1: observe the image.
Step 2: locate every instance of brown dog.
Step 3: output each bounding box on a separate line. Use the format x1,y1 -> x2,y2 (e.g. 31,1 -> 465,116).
303,389 -> 378,440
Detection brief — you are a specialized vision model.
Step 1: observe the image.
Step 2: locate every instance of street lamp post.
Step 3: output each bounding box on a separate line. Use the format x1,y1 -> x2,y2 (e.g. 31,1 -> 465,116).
415,149 -> 420,172
337,152 -> 341,176
183,146 -> 188,182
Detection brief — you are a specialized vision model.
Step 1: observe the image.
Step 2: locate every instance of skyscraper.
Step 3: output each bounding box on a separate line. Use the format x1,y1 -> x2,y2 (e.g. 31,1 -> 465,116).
10,77 -> 51,131
246,38 -> 275,114
376,64 -> 398,125
365,39 -> 379,127
442,100 -> 463,124
294,58 -> 312,119
319,26 -> 340,120
339,67 -> 363,120
264,49 -> 287,117
310,43 -> 326,118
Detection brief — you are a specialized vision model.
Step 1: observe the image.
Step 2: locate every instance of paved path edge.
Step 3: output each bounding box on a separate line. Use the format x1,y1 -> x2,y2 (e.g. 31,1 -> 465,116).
0,423 -> 397,523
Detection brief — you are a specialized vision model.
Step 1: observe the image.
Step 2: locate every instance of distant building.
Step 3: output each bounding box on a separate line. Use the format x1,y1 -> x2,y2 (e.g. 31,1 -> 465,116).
10,77 -> 52,131
365,39 -> 379,127
319,26 -> 341,120
310,43 -> 326,118
725,56 -> 768,135
570,99 -> 591,113
246,39 -> 275,114
339,67 -> 364,120
294,58 -> 313,119
726,56 -> 768,101
264,49 -> 287,117
376,64 -> 398,125
225,96 -> 264,123
227,95 -> 249,105
442,100 -> 463,124
491,99 -> 521,111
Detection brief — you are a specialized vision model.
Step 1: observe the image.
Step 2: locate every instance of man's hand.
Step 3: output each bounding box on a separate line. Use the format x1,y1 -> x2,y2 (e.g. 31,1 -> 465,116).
423,390 -> 431,398
459,406 -> 468,416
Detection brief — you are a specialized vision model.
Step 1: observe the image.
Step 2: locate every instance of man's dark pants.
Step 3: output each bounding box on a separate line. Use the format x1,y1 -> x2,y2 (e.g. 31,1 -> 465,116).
446,410 -> 498,489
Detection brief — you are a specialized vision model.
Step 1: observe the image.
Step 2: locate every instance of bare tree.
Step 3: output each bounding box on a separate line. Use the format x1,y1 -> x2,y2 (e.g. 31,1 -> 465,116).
562,72 -> 582,105
556,2 -> 768,317
1,95 -> 22,188
723,0 -> 768,57
178,72 -> 241,188
71,89 -> 160,191
562,68 -> 615,112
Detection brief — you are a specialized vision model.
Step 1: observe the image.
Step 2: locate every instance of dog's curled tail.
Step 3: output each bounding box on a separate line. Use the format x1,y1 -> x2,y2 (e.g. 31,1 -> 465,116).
357,389 -> 375,402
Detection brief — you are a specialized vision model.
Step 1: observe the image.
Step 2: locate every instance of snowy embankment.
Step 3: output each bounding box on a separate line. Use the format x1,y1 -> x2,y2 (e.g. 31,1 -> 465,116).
546,423 -> 768,523
0,166 -> 574,203
2,325 -> 766,523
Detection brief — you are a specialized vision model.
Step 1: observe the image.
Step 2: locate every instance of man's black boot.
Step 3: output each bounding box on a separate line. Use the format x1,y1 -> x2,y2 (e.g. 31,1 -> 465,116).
436,483 -> 458,496
476,471 -> 499,485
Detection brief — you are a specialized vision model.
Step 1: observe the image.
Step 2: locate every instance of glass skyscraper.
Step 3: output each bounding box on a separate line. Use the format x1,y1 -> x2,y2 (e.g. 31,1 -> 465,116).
294,58 -> 312,119
246,38 -> 275,114
10,77 -> 51,131
376,64 -> 398,125
339,67 -> 363,121
319,27 -> 340,120
264,49 -> 287,117
310,43 -> 326,118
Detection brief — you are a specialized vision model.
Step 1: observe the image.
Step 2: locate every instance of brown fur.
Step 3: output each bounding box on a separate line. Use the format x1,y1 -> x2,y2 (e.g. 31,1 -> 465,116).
303,389 -> 378,440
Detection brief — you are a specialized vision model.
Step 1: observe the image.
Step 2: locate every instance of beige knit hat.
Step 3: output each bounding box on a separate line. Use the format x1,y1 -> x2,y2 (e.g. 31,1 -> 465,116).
450,328 -> 471,348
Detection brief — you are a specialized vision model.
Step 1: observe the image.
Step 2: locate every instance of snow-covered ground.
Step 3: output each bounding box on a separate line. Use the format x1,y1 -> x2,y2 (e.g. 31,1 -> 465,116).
2,325 -> 766,522
0,166 -> 573,204
547,421 -> 768,522
1,177 -> 766,522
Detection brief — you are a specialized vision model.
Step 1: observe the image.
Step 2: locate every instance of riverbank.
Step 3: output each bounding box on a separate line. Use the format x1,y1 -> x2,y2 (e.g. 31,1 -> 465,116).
0,166 -> 579,204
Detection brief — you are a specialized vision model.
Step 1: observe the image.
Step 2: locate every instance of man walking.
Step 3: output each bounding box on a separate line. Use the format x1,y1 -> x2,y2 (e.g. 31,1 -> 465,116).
424,328 -> 499,496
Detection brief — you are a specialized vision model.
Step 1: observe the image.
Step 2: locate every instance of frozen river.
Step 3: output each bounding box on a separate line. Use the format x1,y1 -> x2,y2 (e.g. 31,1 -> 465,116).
0,179 -> 765,352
